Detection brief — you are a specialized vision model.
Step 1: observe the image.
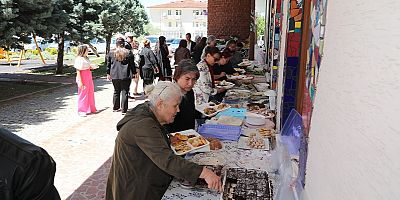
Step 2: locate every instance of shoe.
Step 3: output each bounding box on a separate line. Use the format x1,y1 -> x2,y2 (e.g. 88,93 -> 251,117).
78,112 -> 87,117
113,109 -> 121,112
133,92 -> 142,96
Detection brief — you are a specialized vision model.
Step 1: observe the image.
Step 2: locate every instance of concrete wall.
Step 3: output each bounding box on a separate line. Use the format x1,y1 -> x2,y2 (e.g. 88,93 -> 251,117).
305,0 -> 400,199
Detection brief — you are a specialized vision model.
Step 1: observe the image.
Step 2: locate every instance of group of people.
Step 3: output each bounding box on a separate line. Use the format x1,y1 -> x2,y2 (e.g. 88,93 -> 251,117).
70,33 -> 246,199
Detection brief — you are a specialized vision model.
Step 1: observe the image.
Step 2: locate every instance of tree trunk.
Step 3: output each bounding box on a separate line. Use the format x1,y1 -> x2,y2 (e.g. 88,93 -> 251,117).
56,32 -> 65,74
105,33 -> 112,63
87,43 -> 100,57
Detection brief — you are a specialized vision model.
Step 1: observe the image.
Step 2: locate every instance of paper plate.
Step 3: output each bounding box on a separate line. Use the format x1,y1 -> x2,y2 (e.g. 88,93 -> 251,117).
245,117 -> 265,126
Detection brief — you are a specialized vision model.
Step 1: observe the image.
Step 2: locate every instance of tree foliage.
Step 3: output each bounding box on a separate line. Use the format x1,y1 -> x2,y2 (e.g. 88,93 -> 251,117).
256,14 -> 266,37
0,0 -> 67,48
99,0 -> 148,53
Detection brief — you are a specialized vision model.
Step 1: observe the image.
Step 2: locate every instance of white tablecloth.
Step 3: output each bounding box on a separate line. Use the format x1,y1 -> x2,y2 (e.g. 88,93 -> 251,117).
162,141 -> 276,200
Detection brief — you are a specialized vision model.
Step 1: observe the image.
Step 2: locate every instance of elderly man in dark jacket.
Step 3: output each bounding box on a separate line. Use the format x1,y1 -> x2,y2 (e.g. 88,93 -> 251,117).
0,128 -> 60,200
106,81 -> 222,200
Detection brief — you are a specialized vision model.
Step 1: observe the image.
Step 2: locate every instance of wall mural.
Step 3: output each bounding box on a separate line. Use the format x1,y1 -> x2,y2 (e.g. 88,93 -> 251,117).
269,0 -> 283,89
301,0 -> 328,135
281,0 -> 303,125
298,0 -> 328,188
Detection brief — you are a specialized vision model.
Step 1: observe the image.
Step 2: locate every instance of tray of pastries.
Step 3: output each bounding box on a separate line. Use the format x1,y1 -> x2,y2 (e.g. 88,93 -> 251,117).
221,168 -> 274,200
216,80 -> 236,89
170,129 -> 210,155
237,135 -> 270,150
197,102 -> 231,117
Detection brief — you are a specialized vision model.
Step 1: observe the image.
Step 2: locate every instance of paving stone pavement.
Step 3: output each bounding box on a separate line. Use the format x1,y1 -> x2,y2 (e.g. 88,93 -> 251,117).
0,78 -> 146,199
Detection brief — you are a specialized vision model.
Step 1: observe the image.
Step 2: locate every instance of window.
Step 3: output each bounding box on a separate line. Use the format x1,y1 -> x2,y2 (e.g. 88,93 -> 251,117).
193,10 -> 200,15
203,22 -> 207,27
176,10 -> 181,15
167,10 -> 172,15
202,10 -> 207,15
168,22 -> 172,27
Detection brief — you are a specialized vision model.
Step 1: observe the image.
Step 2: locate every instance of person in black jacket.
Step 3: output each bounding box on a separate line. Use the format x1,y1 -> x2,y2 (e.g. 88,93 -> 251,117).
157,36 -> 172,81
185,33 -> 196,53
165,59 -> 201,133
107,38 -> 136,114
140,39 -> 159,88
0,128 -> 60,200
192,37 -> 207,64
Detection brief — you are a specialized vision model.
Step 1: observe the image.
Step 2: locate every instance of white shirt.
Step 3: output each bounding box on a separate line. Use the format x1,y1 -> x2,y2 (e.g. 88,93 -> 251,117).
74,56 -> 91,70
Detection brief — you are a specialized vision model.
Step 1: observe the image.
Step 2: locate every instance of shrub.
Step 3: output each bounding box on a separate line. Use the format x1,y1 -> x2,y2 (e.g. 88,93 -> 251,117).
71,47 -> 78,55
45,48 -> 58,55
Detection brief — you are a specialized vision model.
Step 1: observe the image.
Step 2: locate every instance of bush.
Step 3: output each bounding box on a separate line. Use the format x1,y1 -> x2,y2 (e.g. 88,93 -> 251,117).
45,48 -> 58,55
26,49 -> 40,55
71,47 -> 78,55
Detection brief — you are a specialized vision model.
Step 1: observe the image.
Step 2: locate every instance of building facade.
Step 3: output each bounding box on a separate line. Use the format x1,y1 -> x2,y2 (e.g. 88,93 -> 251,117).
148,0 -> 208,39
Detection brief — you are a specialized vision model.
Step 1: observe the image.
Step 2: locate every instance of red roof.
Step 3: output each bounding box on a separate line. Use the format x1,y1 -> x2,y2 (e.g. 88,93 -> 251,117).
148,0 -> 207,9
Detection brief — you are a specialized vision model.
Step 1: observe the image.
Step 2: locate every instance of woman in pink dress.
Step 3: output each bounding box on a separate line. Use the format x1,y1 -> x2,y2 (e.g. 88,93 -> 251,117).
74,45 -> 97,116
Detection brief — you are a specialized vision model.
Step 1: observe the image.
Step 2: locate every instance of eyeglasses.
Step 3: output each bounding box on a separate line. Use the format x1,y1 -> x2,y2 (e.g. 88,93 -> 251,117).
158,85 -> 168,96
213,56 -> 220,62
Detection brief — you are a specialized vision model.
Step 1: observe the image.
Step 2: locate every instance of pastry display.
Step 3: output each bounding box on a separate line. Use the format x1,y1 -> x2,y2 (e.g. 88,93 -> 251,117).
222,168 -> 273,200
216,103 -> 229,110
174,143 -> 192,154
206,137 -> 223,150
188,136 -> 208,147
170,130 -> 210,155
204,107 -> 217,115
258,128 -> 276,138
247,103 -> 266,111
246,136 -> 266,149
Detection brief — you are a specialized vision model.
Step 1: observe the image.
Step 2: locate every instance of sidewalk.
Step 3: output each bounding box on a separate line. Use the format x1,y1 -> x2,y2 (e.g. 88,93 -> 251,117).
0,78 -> 146,199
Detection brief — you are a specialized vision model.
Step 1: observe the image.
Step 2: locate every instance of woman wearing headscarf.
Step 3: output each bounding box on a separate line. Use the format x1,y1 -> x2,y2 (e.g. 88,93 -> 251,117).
105,81 -> 222,200
106,38 -> 136,114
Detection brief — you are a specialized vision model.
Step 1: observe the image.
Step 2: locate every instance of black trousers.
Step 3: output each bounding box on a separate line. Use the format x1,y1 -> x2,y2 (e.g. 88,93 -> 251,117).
142,67 -> 154,88
112,79 -> 131,112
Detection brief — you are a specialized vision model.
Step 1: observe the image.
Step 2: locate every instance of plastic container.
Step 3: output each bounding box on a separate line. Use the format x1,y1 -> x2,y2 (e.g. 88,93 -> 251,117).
197,124 -> 242,141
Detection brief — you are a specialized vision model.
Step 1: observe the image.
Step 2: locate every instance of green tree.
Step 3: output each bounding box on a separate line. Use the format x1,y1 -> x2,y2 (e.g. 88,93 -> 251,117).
0,0 -> 57,49
99,0 -> 148,54
256,14 -> 266,37
53,0 -> 103,73
68,0 -> 103,43
144,24 -> 161,36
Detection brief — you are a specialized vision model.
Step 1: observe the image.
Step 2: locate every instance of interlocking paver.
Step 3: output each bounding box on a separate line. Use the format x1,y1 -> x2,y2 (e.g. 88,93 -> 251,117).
0,77 -> 146,199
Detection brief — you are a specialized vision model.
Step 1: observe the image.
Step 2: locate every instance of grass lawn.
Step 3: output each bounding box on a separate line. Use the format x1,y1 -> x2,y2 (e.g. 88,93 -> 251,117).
31,55 -> 107,78
0,81 -> 62,101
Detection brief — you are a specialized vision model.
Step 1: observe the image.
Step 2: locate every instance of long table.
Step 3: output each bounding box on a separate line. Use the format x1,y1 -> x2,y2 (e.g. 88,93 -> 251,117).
163,141 -> 277,200
163,69 -> 278,200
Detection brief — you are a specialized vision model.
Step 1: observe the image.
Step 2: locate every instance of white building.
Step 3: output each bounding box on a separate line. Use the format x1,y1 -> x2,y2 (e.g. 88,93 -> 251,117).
147,0 -> 207,39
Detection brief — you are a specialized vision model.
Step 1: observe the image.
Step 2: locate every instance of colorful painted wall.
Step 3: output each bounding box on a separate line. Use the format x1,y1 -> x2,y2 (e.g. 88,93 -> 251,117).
281,0 -> 303,125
